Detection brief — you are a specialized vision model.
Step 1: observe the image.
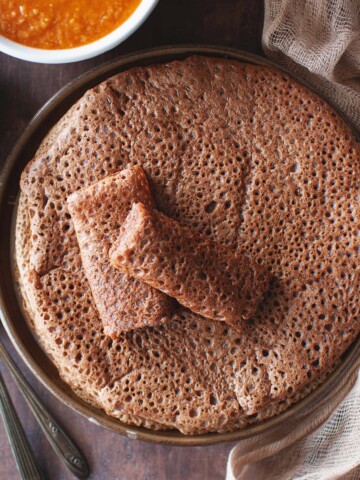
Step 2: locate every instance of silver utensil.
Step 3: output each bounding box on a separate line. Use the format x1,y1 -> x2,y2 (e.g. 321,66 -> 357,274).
0,369 -> 44,480
0,340 -> 90,479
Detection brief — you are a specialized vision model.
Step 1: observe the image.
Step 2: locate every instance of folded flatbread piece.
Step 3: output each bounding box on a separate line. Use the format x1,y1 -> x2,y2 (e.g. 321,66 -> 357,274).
110,202 -> 270,328
67,167 -> 174,338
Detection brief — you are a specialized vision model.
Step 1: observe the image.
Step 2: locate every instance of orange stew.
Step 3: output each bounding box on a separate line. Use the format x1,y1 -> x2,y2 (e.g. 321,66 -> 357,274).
0,0 -> 141,49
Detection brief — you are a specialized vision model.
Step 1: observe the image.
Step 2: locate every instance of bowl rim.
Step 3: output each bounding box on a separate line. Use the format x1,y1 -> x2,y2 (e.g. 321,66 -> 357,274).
1,45 -> 359,446
0,0 -> 158,64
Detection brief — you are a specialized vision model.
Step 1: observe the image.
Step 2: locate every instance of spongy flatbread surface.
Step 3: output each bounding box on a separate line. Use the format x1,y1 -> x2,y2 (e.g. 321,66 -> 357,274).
15,192 -> 340,433
16,193 -> 337,437
110,201 -> 269,327
15,193 -> 170,431
67,167 -> 174,338
18,56 -> 360,433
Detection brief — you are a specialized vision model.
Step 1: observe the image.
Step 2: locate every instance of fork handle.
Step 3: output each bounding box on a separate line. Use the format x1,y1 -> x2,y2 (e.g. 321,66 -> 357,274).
0,342 -> 89,479
0,370 -> 43,480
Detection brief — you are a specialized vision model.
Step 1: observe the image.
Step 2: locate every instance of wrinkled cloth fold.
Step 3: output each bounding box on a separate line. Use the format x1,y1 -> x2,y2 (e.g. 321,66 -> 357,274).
263,0 -> 360,134
227,373 -> 360,480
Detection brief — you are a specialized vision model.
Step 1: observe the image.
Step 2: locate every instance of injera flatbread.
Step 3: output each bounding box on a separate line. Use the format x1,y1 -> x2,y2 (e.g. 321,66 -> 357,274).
15,193 -> 170,431
15,192 -> 340,433
17,56 -> 360,433
67,167 -> 174,337
110,202 -> 269,327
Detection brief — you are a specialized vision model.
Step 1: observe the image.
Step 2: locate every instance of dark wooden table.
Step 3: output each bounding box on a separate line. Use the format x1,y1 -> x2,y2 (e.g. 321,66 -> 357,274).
0,2 -> 264,478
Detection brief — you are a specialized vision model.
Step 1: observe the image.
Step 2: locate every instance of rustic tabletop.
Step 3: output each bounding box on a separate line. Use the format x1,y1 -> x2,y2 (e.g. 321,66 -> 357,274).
0,2 -> 264,479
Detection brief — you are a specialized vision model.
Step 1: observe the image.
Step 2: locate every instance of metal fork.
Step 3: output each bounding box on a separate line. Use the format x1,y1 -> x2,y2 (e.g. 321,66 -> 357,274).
0,340 -> 90,479
0,369 -> 44,479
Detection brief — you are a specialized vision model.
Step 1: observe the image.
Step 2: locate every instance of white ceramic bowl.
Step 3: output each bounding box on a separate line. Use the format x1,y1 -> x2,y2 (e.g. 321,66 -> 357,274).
0,0 -> 158,64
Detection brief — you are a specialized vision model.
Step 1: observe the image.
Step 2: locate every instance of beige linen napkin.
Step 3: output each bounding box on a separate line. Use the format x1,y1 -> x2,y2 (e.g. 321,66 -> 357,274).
227,1 -> 360,478
263,0 -> 360,133
226,373 -> 360,480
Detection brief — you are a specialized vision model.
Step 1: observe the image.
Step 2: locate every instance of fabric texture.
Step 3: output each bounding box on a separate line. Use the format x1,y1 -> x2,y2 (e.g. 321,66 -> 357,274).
227,373 -> 360,479
263,0 -> 360,134
227,0 -> 360,477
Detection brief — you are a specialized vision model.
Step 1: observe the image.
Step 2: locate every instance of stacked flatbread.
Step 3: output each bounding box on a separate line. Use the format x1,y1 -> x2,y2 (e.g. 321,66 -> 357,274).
16,56 -> 360,434
67,167 -> 175,339
109,201 -> 269,328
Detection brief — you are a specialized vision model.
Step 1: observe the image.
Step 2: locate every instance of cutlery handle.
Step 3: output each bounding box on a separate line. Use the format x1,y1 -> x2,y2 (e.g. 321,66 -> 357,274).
0,370 -> 43,480
0,342 -> 89,479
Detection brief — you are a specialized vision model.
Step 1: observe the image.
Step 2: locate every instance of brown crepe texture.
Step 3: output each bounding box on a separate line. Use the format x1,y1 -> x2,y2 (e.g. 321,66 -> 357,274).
67,167 -> 174,338
15,193 -> 170,431
17,56 -> 360,433
110,202 -> 270,328
15,192 -> 340,433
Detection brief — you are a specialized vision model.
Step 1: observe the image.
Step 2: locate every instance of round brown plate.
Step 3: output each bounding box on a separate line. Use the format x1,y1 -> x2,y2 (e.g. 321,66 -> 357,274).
0,45 -> 359,446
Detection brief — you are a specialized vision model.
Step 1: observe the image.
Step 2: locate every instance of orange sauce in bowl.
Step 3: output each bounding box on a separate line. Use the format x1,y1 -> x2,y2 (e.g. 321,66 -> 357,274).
0,0 -> 141,50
